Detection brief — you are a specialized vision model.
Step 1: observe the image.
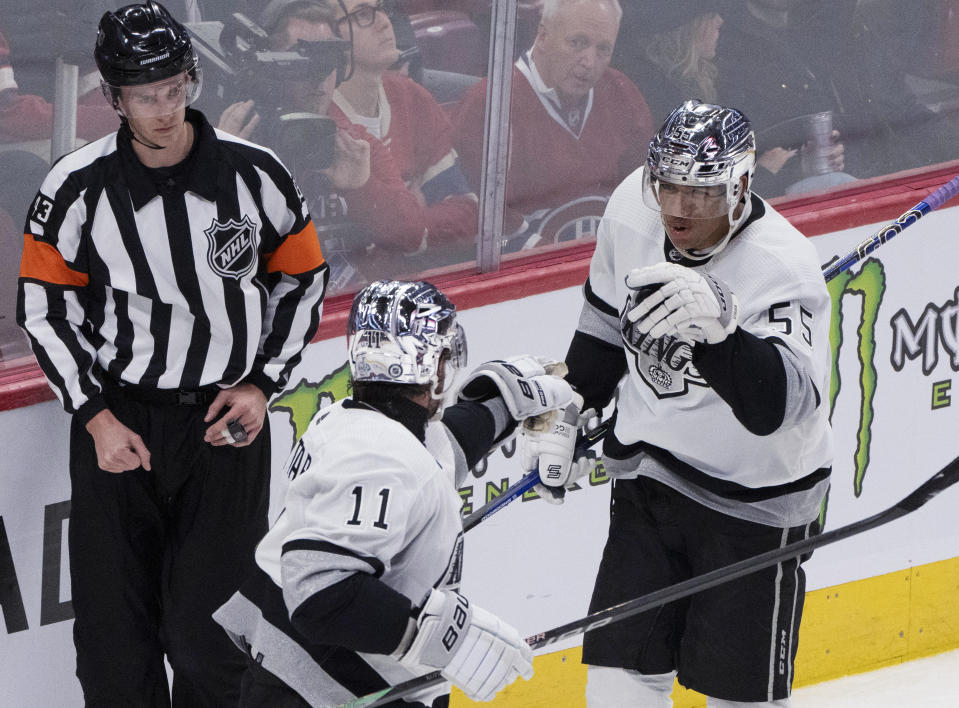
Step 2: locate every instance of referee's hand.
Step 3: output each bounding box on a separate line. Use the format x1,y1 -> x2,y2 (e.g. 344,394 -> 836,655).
85,409 -> 152,473
203,383 -> 267,447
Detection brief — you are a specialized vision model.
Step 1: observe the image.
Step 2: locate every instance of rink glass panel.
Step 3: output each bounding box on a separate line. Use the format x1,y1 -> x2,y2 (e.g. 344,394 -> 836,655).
2,0 -> 959,366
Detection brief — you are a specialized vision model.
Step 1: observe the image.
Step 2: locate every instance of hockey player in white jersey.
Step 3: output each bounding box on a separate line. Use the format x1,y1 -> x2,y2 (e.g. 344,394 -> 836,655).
523,101 -> 834,706
215,279 -> 576,706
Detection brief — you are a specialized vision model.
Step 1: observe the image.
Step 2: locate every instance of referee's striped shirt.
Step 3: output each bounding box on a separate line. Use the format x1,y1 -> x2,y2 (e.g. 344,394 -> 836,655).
17,109 -> 328,424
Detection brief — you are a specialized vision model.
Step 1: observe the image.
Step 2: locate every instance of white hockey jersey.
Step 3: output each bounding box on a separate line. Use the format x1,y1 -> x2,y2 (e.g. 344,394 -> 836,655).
214,399 -> 468,707
577,166 -> 834,524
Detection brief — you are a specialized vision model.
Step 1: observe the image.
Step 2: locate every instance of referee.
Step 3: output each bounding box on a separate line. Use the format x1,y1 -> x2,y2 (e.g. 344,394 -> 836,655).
17,2 -> 328,705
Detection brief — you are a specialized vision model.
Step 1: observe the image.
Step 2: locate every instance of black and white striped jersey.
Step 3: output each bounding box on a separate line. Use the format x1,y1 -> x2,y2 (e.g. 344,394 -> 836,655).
18,110 -> 328,422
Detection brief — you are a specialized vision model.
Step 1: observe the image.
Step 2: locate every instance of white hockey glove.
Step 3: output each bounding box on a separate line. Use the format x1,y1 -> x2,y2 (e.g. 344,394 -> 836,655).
624,262 -> 739,345
396,588 -> 533,702
521,392 -> 597,505
458,355 -> 574,422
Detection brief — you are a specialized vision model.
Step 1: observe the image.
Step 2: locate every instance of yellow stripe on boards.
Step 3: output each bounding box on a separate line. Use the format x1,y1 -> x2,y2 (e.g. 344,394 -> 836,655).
798,555 -> 959,683
450,555 -> 959,707
909,560 -> 959,658
453,649 -> 588,707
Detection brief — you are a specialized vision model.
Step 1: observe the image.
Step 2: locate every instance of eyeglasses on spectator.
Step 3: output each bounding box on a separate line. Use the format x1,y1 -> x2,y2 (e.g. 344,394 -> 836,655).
337,0 -> 388,29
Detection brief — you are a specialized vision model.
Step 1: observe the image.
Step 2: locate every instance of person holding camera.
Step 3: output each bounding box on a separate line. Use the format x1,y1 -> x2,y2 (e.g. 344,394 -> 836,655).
217,0 -> 450,294
17,2 -> 328,704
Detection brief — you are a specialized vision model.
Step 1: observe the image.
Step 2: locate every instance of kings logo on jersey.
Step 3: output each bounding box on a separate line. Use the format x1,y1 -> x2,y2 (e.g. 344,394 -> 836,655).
205,215 -> 258,280
621,297 -> 707,398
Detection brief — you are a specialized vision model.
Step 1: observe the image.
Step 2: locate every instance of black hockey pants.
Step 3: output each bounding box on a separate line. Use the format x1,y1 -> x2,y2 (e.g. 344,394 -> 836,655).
68,383 -> 270,706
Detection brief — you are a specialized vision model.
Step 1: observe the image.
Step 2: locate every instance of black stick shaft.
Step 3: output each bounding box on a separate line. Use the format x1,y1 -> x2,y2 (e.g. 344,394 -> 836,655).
344,180 -> 959,707
340,454 -> 959,708
532,454 -> 959,649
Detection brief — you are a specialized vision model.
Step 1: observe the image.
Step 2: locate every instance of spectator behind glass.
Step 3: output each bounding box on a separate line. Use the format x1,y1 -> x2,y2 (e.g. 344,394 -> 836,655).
0,28 -> 117,144
712,0 -> 916,196
1,26 -> 115,360
835,0 -> 958,178
0,150 -> 49,361
614,6 -> 723,118
614,3 -> 846,197
452,0 -> 654,252
330,0 -> 479,264
218,0 -> 467,294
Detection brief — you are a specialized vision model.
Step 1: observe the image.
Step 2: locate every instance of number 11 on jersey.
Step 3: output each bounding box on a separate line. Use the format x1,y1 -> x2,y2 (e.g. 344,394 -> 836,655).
346,486 -> 392,530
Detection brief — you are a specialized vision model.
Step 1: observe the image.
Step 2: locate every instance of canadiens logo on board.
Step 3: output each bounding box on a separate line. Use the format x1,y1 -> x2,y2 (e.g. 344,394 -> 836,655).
620,295 -> 706,398
204,215 -> 258,280
502,195 -> 607,252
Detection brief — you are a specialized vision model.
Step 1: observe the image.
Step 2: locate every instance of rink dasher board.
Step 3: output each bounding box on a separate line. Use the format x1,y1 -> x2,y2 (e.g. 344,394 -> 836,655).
3,209 -> 959,704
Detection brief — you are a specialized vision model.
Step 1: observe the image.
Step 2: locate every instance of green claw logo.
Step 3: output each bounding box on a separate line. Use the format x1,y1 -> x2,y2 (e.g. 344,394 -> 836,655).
827,259 -> 885,498
272,262 -> 898,508
270,362 -> 352,440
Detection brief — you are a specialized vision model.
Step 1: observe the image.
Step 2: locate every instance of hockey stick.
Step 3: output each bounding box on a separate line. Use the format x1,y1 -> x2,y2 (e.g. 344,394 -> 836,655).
464,221 -> 846,539
463,175 -> 959,532
462,419 -> 611,533
339,452 -> 959,708
459,221 -> 856,538
339,176 -> 959,705
821,174 -> 959,281
464,177 -> 958,531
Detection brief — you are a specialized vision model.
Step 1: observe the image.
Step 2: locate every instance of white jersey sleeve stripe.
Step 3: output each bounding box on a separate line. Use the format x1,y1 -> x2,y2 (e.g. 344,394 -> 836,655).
281,538 -> 386,577
577,296 -> 621,347
256,269 -> 325,385
19,283 -> 101,412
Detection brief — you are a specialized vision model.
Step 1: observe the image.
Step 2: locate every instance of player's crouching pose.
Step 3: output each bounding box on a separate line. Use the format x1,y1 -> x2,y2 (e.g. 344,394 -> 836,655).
523,101 -> 834,706
215,279 -> 574,706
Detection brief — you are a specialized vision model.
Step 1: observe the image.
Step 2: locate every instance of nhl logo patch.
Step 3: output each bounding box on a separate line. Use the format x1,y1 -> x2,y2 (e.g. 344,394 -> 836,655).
204,215 -> 258,280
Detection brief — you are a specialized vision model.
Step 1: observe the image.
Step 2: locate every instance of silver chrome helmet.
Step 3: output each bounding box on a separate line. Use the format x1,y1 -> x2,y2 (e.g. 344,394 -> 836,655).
348,280 -> 467,389
644,100 -> 756,259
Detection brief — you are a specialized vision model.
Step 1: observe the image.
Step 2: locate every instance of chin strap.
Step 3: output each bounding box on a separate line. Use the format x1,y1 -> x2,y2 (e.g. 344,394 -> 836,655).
119,117 -> 166,151
131,133 -> 167,151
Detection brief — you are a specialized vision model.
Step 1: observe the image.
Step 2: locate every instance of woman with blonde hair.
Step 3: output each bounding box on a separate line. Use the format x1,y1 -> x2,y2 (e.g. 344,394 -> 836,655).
615,2 -> 846,196
641,11 -> 723,109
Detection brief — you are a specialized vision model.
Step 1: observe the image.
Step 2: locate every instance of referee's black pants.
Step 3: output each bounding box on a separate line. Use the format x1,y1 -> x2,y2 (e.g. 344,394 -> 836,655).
68,386 -> 270,707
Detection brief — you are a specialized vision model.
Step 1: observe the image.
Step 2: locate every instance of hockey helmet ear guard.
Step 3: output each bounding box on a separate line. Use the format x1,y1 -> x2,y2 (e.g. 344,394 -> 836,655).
348,280 -> 467,388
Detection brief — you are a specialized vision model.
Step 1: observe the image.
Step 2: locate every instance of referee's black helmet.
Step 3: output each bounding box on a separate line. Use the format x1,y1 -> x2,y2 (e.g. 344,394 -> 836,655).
95,1 -> 197,87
